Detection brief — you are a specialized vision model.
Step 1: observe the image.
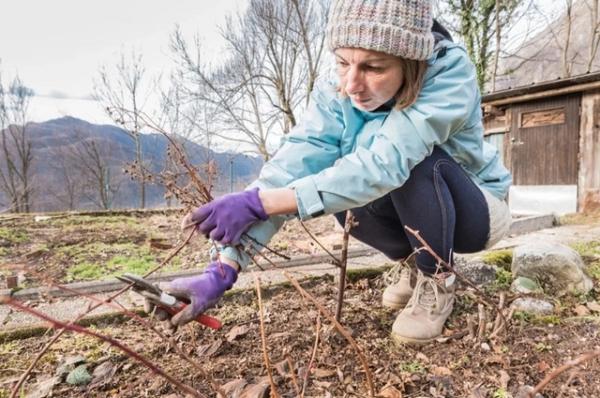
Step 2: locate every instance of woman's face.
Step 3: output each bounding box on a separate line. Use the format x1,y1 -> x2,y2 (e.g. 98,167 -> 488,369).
335,47 -> 404,111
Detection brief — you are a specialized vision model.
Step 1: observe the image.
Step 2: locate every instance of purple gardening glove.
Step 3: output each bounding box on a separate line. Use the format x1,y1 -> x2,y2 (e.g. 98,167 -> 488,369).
188,187 -> 268,245
151,261 -> 238,327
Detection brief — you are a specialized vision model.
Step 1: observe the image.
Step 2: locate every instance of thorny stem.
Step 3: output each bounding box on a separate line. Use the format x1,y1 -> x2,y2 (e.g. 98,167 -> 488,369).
301,316 -> 321,398
283,272 -> 375,398
336,210 -> 356,321
246,249 -> 374,397
529,350 -> 600,397
299,221 -> 341,267
404,226 -> 508,333
25,269 -> 224,396
10,229 -> 195,398
285,356 -> 301,396
1,297 -> 205,398
253,274 -> 280,398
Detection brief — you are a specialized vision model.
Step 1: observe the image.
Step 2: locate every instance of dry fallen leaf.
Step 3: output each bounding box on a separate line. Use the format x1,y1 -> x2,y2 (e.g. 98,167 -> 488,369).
378,385 -> 403,398
431,366 -> 453,377
227,324 -> 250,342
536,360 -> 551,372
26,376 -> 61,398
89,361 -> 118,389
312,368 -> 337,378
274,360 -> 291,377
586,301 -> 600,313
415,352 -> 429,363
219,379 -> 247,398
574,304 -> 591,316
499,369 -> 510,390
197,339 -> 223,357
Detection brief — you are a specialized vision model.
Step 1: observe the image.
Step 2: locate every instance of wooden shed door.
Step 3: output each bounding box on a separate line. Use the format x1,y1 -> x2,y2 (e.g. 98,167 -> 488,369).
510,95 -> 580,185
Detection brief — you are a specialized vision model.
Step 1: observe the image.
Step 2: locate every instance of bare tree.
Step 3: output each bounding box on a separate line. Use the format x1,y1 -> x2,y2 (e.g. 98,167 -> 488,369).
167,0 -> 328,160
439,0 -> 529,90
46,145 -> 86,211
68,132 -> 122,210
0,70 -> 34,213
585,0 -> 600,72
94,50 -> 154,208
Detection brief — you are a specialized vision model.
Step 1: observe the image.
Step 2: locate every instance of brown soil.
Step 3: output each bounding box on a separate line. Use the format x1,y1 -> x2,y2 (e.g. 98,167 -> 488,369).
0,212 -> 345,287
1,273 -> 599,398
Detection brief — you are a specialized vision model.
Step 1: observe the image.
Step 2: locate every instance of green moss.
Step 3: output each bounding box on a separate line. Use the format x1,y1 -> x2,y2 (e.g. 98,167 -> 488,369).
492,388 -> 509,398
0,227 -> 29,243
399,361 -> 425,373
486,268 -> 513,293
482,249 -> 513,270
66,262 -> 107,281
346,265 -> 392,282
534,342 -> 552,352
0,247 -> 9,257
512,311 -> 532,323
512,311 -> 561,326
107,253 -> 157,275
588,262 -> 600,281
570,241 -> 600,258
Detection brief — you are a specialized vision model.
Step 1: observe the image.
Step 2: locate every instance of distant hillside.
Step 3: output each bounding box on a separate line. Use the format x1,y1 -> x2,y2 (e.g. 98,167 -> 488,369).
493,1 -> 600,91
0,116 -> 263,212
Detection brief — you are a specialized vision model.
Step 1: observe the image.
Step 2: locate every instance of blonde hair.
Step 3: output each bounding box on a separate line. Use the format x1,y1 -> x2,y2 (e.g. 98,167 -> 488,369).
394,58 -> 428,110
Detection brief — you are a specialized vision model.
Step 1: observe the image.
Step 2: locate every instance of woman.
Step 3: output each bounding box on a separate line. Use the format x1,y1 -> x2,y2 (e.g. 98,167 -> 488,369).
156,0 -> 512,344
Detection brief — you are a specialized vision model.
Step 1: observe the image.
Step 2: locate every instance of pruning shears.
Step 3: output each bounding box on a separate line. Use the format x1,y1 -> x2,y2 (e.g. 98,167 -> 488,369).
116,273 -> 222,330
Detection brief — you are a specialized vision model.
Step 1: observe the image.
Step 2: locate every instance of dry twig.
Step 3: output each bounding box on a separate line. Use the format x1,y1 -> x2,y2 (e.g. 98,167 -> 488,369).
336,210 -> 356,321
477,304 -> 487,341
283,271 -> 375,398
301,316 -> 321,398
404,226 -> 508,332
529,350 -> 600,397
254,274 -> 280,398
24,269 -> 224,395
1,296 -> 205,398
10,229 -> 196,398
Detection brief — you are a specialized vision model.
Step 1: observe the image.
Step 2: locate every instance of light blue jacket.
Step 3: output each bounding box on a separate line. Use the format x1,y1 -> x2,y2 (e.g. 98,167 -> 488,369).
220,40 -> 512,269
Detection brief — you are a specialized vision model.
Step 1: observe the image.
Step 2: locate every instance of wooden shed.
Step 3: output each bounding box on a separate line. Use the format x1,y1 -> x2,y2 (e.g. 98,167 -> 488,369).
481,72 -> 600,213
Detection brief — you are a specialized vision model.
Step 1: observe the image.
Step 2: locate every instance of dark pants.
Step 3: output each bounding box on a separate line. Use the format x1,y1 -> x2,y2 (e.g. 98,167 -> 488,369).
334,147 -> 490,274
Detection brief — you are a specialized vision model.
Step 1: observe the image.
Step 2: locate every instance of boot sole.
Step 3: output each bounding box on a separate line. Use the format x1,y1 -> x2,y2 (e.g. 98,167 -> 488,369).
381,297 -> 408,310
390,332 -> 437,345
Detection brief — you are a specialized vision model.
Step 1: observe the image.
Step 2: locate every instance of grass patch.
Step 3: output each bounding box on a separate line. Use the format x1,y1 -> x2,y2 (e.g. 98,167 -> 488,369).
486,268 -> 513,293
559,210 -> 600,225
588,262 -> 600,281
66,262 -> 108,281
62,242 -> 185,282
399,361 -> 426,373
570,241 -> 600,258
0,227 -> 29,244
570,241 -> 600,282
492,388 -> 509,398
482,249 -> 513,270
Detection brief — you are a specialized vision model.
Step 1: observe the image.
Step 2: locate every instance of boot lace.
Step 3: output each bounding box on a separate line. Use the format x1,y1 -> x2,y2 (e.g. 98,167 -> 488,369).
383,259 -> 414,286
408,275 -> 443,314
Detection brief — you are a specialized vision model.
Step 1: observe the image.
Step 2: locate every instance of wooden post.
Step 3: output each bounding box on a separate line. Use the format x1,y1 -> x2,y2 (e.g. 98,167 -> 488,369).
578,90 -> 600,212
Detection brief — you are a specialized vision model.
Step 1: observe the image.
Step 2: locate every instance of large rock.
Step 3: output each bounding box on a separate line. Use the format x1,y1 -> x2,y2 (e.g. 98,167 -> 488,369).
511,242 -> 593,295
510,298 -> 554,315
454,258 -> 498,287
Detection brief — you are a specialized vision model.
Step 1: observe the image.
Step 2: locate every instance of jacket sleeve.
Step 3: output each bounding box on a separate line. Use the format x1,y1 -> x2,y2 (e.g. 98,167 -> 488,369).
289,46 -> 480,219
218,79 -> 345,269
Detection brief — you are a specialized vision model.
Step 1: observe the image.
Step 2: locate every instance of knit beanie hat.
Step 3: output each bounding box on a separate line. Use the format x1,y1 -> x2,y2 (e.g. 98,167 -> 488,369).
327,0 -> 435,61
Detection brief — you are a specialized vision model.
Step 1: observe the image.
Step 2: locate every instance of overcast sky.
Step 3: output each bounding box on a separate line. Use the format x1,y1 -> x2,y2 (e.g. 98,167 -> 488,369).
0,0 -> 246,123
1,0 -> 562,125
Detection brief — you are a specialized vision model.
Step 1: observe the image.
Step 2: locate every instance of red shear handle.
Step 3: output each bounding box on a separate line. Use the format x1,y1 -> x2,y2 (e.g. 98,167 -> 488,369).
161,303 -> 223,330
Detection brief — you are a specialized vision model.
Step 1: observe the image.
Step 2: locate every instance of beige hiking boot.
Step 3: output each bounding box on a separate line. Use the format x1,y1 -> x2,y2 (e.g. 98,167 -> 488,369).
391,271 -> 455,344
382,265 -> 417,309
